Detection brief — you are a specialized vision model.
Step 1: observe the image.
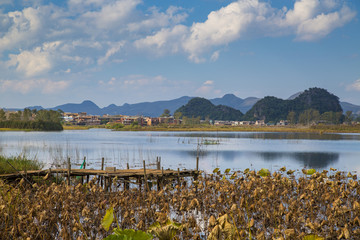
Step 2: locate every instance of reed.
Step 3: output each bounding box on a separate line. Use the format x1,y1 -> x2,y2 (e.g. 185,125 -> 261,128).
0,155 -> 43,174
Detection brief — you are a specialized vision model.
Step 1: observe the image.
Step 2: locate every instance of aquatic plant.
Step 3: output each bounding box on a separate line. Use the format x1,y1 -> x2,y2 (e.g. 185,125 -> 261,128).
1,168 -> 360,239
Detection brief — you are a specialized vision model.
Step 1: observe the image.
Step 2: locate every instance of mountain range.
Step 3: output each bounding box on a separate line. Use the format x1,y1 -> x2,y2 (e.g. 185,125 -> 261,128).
5,93 -> 360,117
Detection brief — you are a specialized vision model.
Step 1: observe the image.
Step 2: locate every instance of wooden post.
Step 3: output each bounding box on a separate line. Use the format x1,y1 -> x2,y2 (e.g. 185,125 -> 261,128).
81,157 -> 86,184
196,156 -> 199,172
143,160 -> 149,192
156,157 -> 161,170
101,157 -> 105,170
161,167 -> 165,187
67,157 -> 71,185
195,156 -> 199,181
124,177 -> 129,190
101,157 -> 105,188
127,162 -> 130,169
177,168 -> 181,186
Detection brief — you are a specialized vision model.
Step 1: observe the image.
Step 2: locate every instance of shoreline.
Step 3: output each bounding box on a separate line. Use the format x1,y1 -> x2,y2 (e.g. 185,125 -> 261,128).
2,124 -> 360,133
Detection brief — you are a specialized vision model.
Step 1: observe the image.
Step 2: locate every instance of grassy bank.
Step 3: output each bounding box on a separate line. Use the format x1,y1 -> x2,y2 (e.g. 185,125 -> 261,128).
0,155 -> 43,174
109,124 -> 360,133
0,128 -> 33,131
1,168 -> 359,239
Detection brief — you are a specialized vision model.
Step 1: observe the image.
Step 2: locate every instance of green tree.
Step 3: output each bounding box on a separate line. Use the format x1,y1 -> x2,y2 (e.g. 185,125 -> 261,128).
9,112 -> 21,121
35,110 -> 62,123
0,109 -> 6,121
345,111 -> 353,124
287,111 -> 296,125
298,109 -> 320,125
23,108 -> 32,121
174,111 -> 182,120
160,109 -> 171,117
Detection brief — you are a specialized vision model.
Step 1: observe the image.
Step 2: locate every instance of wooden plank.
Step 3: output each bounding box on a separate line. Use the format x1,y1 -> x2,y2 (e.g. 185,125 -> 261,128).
0,168 -> 198,180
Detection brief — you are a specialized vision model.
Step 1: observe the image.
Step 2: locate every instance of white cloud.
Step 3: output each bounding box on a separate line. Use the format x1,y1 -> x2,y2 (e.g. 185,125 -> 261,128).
285,0 -> 320,26
210,51 -> 220,62
134,25 -> 188,55
0,0 -> 357,79
195,80 -> 221,96
294,6 -> 356,41
7,41 -> 61,77
81,0 -> 140,29
348,79 -> 360,91
128,6 -> 188,32
97,41 -> 124,65
0,79 -> 70,94
122,75 -> 165,87
0,7 -> 42,52
183,0 -> 269,61
136,0 -> 356,62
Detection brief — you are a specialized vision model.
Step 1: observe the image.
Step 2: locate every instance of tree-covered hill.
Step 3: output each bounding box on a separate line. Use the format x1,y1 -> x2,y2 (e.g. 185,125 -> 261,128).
175,97 -> 244,121
245,88 -> 343,123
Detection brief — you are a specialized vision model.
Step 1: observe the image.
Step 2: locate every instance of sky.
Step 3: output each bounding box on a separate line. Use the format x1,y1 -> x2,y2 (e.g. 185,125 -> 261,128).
0,0 -> 360,108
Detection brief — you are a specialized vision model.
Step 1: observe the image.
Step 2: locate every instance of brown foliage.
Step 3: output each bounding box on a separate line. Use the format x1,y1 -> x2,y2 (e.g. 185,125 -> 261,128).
1,169 -> 360,239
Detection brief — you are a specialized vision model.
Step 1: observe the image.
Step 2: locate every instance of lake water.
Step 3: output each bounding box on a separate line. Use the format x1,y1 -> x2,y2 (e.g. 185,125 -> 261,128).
1,129 -> 360,174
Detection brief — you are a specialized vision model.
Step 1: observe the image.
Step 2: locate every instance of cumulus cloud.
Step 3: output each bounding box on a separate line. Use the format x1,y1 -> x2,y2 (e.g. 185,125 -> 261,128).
81,0 -> 141,29
0,0 -> 357,91
294,5 -> 356,41
136,0 -> 356,62
134,25 -> 188,55
0,7 -> 42,52
7,41 -> 61,77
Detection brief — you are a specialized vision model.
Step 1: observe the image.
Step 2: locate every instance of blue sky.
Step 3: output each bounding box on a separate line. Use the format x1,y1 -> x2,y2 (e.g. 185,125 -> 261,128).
1,0 -> 359,108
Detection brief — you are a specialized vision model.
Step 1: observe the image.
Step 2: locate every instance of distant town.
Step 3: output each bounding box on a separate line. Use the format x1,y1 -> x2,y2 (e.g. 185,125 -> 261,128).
62,112 -> 276,127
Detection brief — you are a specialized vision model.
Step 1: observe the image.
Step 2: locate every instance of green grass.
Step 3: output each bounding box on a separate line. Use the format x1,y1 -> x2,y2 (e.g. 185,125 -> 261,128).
0,155 -> 44,174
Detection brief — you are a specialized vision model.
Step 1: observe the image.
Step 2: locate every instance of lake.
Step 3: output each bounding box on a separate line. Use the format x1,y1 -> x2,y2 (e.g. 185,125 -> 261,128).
1,129 -> 360,174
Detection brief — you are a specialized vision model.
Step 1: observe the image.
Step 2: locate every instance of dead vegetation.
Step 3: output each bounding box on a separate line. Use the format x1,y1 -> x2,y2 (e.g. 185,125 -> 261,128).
1,168 -> 360,239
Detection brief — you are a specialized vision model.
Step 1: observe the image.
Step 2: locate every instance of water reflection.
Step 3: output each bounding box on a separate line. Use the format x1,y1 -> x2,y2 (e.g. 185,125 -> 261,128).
168,132 -> 360,141
258,152 -> 339,169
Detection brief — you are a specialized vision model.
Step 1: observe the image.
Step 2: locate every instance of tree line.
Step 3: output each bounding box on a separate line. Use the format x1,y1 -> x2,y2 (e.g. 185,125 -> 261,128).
0,109 -> 63,131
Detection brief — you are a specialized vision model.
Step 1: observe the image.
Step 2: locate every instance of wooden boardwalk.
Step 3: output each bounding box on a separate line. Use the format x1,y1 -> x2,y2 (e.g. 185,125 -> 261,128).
0,168 -> 197,180
0,166 -> 199,191
1,157 -> 200,191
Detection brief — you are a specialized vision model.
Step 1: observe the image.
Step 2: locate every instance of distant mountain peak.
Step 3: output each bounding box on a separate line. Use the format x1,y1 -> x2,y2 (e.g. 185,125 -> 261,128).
287,91 -> 303,100
81,100 -> 98,106
222,93 -> 237,98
